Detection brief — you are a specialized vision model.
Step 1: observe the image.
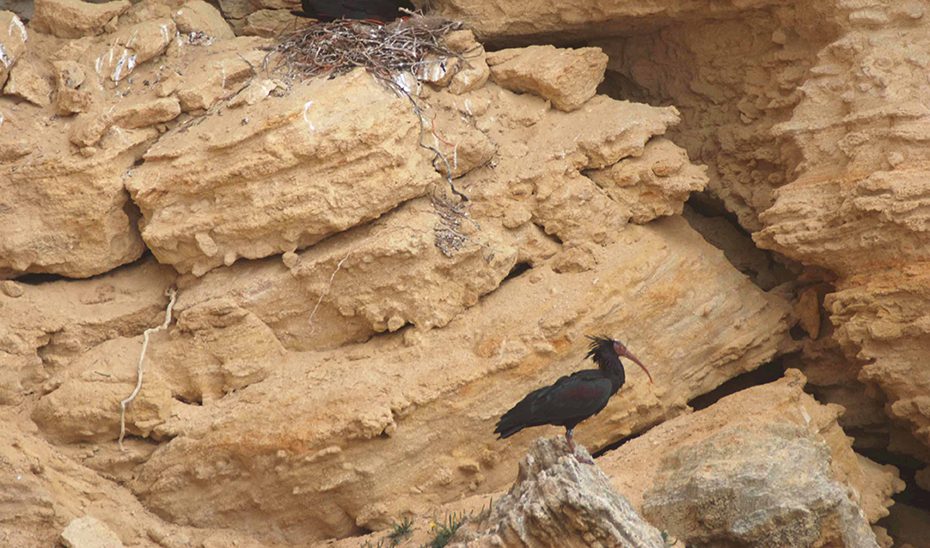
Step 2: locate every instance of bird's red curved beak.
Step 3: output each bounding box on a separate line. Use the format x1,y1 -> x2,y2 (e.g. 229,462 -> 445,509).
615,343 -> 654,384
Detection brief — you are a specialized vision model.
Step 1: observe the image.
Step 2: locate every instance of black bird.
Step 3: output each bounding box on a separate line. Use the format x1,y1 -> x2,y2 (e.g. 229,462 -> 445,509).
292,0 -> 416,22
494,336 -> 654,463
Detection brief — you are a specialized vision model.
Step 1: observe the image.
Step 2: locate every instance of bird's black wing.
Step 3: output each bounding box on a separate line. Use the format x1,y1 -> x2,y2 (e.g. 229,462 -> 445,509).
299,0 -> 413,20
494,370 -> 613,439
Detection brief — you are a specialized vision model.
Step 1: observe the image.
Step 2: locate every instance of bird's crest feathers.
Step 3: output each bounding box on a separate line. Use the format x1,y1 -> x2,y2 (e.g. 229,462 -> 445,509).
585,335 -> 623,373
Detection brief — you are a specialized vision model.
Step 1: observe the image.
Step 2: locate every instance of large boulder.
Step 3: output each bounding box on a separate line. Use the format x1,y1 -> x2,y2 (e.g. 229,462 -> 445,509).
643,423 -> 879,547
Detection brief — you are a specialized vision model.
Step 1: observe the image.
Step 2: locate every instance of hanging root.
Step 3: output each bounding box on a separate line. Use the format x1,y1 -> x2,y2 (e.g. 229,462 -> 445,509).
118,286 -> 178,451
307,253 -> 350,334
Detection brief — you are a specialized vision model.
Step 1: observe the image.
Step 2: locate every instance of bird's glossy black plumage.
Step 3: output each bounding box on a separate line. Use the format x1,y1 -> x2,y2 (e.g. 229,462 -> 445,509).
494,335 -> 653,463
294,0 -> 415,21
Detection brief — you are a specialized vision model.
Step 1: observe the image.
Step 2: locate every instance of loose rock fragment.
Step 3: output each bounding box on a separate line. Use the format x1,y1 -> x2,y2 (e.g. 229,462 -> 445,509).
487,45 -> 608,111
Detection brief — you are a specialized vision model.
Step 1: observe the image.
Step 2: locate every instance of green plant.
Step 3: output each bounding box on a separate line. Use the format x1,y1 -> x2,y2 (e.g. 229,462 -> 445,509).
388,517 -> 414,545
424,512 -> 465,548
661,530 -> 679,547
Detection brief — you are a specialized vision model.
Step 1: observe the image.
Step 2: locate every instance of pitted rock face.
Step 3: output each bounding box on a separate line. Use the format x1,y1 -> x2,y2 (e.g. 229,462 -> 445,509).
642,423 -> 879,548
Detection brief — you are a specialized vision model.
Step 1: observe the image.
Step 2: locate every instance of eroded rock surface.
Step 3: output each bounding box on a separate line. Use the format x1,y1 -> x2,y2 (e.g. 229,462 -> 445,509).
3,1 -> 918,546
125,217 -> 792,542
751,1 -> 930,465
453,437 -> 665,548
129,69 -> 439,276
643,423 -> 879,548
486,45 -> 608,111
0,259 -> 176,404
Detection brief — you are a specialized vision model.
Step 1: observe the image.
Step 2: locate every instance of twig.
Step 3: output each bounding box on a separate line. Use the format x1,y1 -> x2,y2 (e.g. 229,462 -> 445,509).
118,287 -> 177,451
307,254 -> 350,334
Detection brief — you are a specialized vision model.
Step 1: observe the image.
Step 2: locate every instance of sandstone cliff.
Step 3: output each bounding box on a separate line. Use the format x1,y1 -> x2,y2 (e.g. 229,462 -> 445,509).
1,0 -> 928,545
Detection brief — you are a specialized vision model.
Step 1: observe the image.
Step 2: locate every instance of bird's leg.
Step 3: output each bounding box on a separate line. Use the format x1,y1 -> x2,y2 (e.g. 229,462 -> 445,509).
566,428 -> 594,465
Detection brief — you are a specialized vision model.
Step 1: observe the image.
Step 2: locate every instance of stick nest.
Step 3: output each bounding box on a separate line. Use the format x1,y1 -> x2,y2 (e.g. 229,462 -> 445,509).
269,15 -> 463,91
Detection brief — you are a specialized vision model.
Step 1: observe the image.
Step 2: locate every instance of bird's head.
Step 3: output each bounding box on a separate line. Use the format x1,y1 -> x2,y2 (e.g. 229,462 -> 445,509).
586,336 -> 654,384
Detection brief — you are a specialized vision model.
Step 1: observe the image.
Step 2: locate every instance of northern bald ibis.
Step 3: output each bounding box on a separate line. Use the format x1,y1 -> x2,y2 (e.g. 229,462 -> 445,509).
494,336 -> 653,463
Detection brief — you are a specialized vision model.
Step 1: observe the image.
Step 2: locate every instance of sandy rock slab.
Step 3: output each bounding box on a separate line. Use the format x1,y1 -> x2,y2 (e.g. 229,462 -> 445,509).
486,45 -> 608,112
587,137 -> 707,223
337,370 -> 900,548
423,0 -> 778,40
0,414 -> 268,547
452,438 -> 665,548
0,99 -> 151,278
755,167 -> 930,277
31,0 -> 131,39
0,259 -> 175,405
128,69 -> 439,276
60,516 -> 124,548
127,217 -> 794,542
175,199 -> 520,351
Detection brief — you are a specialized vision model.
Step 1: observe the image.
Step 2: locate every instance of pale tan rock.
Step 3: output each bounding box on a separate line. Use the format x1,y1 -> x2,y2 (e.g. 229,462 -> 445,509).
32,0 -> 131,39
128,217 -> 794,541
60,516 -> 124,548
0,412 -> 266,547
342,371 -> 901,548
112,96 -> 182,129
69,110 -> 113,147
752,6 -> 930,467
0,11 -> 28,88
681,205 -> 791,291
587,138 -> 708,224
226,78 -> 286,108
173,0 -> 235,40
430,105 -> 496,178
0,279 -> 23,297
785,336 -> 889,451
95,18 -> 176,83
53,60 -> 94,115
602,371 -> 902,526
444,30 -> 490,95
643,423 -> 880,547
827,267 -> 930,452
0,259 -> 175,404
172,37 -> 267,111
795,285 -> 821,339
0,109 -> 151,277
31,303 -> 286,443
756,169 -> 930,277
425,0 -> 782,40
4,54 -> 53,106
174,199 -> 518,351
587,2 -> 839,232
129,69 -> 439,276
242,9 -> 314,37
452,438 -> 665,548
487,46 -> 608,112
